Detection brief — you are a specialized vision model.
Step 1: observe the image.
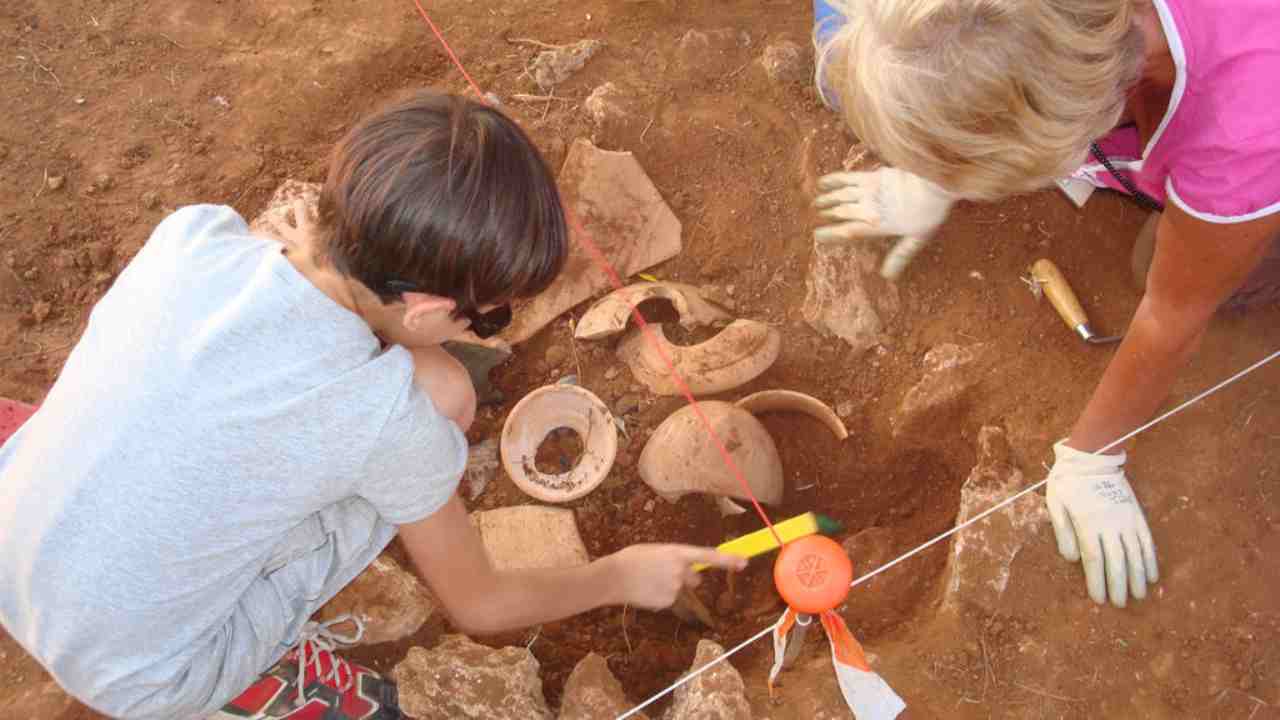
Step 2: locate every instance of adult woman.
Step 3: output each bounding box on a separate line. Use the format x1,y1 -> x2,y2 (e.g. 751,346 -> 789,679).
812,0 -> 1280,608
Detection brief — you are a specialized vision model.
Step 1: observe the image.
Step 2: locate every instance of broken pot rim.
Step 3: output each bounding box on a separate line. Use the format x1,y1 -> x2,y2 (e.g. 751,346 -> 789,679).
574,281 -> 731,341
618,319 -> 782,397
734,389 -> 849,440
638,400 -> 784,505
500,384 -> 618,504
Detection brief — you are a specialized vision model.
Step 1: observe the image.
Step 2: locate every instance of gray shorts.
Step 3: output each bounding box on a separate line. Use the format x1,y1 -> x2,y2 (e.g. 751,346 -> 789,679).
179,497 -> 394,718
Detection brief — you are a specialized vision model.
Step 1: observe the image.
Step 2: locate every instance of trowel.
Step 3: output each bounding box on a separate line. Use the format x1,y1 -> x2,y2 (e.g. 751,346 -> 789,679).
1028,259 -> 1123,345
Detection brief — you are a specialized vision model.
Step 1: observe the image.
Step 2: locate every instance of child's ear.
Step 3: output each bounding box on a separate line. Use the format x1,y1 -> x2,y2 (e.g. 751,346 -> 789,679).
402,293 -> 456,330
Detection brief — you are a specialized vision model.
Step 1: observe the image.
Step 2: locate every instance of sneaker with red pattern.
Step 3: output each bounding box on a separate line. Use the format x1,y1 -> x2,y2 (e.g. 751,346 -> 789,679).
214,616 -> 400,720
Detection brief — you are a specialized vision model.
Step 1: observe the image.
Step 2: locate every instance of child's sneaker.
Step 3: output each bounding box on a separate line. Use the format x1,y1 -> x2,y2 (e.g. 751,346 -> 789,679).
215,616 -> 400,720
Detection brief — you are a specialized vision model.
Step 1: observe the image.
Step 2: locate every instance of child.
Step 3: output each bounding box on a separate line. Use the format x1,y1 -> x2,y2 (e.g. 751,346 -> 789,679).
0,90 -> 744,719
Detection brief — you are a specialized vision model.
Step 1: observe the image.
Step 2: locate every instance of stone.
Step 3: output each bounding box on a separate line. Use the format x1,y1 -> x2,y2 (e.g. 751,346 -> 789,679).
471,506 -> 590,571
675,28 -> 751,77
583,83 -> 630,132
464,438 -> 500,500
559,652 -> 642,720
891,343 -> 988,442
500,139 -> 681,344
665,639 -> 752,720
45,174 -> 65,191
530,39 -> 603,90
31,300 -> 51,324
394,636 -> 552,719
802,241 -> 899,355
315,552 -> 435,645
835,401 -> 853,419
759,40 -> 807,84
698,284 -> 736,312
545,344 -> 569,368
248,179 -> 322,245
442,338 -> 514,406
603,366 -> 620,381
942,426 -> 1048,614
141,190 -> 161,209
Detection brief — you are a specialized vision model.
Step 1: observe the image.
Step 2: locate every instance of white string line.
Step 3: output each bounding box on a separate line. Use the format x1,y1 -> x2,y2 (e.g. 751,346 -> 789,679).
614,347 -> 1279,719
615,619 -> 781,720
850,346 -> 1279,589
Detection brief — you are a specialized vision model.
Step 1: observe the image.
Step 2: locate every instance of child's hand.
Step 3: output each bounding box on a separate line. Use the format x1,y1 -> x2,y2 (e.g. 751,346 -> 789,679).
606,544 -> 747,610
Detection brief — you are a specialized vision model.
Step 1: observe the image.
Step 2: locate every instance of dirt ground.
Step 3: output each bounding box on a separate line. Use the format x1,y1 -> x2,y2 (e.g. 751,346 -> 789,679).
2,0 -> 1278,719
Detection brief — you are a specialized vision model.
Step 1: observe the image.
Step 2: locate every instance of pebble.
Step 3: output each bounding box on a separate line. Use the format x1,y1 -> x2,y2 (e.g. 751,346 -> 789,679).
544,345 -> 569,367
603,366 -> 619,381
45,175 -> 65,191
614,393 -> 642,416
88,244 -> 113,269
31,301 -> 51,324
643,499 -> 655,512
22,268 -> 37,280
836,401 -> 854,419
141,190 -> 161,210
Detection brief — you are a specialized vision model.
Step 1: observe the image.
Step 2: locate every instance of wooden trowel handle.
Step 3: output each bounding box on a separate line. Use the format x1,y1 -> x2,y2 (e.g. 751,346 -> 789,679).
1030,259 -> 1090,334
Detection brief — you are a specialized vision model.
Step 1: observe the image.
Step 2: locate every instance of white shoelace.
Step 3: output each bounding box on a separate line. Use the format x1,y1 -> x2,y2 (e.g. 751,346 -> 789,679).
294,614 -> 366,707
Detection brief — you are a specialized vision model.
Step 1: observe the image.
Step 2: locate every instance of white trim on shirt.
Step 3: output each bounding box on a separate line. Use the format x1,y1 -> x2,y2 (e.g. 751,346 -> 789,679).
1166,180 -> 1280,224
1144,0 -> 1188,160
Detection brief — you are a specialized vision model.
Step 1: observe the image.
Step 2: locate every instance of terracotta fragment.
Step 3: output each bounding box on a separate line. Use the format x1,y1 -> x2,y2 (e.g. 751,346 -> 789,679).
471,506 -> 590,571
638,401 -> 783,504
616,320 -> 781,396
501,385 -> 617,503
500,139 -> 682,344
574,282 -> 730,341
735,389 -> 849,440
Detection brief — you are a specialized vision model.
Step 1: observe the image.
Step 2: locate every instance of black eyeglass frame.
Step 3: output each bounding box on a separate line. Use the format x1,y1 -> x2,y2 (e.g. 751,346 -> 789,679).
383,279 -> 513,339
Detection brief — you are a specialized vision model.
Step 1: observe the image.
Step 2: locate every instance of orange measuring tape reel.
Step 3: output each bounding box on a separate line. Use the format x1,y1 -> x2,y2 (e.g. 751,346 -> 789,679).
773,535 -> 853,614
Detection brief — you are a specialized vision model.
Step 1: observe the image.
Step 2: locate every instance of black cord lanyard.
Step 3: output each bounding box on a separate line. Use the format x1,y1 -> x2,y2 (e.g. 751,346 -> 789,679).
1089,142 -> 1165,212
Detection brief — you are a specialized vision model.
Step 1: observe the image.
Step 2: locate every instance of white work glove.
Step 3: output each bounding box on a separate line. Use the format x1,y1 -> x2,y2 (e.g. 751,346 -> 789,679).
1046,441 -> 1159,608
813,167 -> 955,243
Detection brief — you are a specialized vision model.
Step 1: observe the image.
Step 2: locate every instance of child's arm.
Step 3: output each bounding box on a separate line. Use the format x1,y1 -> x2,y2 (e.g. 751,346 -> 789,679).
397,494 -> 745,635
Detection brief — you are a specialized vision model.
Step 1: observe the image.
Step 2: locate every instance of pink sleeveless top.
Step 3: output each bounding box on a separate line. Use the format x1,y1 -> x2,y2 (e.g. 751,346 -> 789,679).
1072,0 -> 1280,223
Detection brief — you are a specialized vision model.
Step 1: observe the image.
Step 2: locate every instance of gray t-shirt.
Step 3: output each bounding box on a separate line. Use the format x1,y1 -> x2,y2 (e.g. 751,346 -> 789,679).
0,205 -> 466,713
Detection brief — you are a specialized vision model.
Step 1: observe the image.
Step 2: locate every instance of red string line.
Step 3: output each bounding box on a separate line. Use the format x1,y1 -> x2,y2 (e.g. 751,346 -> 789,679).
409,0 -> 783,546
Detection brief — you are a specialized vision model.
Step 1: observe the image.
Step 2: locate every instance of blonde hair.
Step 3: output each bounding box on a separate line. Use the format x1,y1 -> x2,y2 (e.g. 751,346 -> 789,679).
816,0 -> 1145,200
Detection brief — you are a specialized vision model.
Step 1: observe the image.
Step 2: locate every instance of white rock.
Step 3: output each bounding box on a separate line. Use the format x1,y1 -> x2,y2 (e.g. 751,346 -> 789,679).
471,506 -> 590,571
315,552 -> 434,645
803,242 -> 899,355
531,39 -> 603,90
559,652 -> 642,719
759,41 -> 806,83
584,83 -> 629,128
943,426 -> 1049,614
395,636 -> 551,719
465,439 -> 500,500
665,639 -> 752,719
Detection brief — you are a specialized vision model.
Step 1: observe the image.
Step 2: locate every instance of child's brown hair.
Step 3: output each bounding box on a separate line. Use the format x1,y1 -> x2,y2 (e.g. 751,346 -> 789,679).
318,91 -> 568,310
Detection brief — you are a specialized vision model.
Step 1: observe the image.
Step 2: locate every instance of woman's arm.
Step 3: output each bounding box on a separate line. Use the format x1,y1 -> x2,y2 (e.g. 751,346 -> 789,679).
1066,206 -> 1280,453
396,495 -> 744,635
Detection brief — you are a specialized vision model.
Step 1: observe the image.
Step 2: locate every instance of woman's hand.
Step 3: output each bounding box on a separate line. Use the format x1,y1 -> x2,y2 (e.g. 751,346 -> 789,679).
813,167 -> 955,243
1053,206 -> 1279,609
1046,441 -> 1158,607
604,544 -> 747,610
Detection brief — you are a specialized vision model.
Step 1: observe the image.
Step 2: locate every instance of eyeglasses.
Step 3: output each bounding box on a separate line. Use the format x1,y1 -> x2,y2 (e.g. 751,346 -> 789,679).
383,279 -> 513,339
